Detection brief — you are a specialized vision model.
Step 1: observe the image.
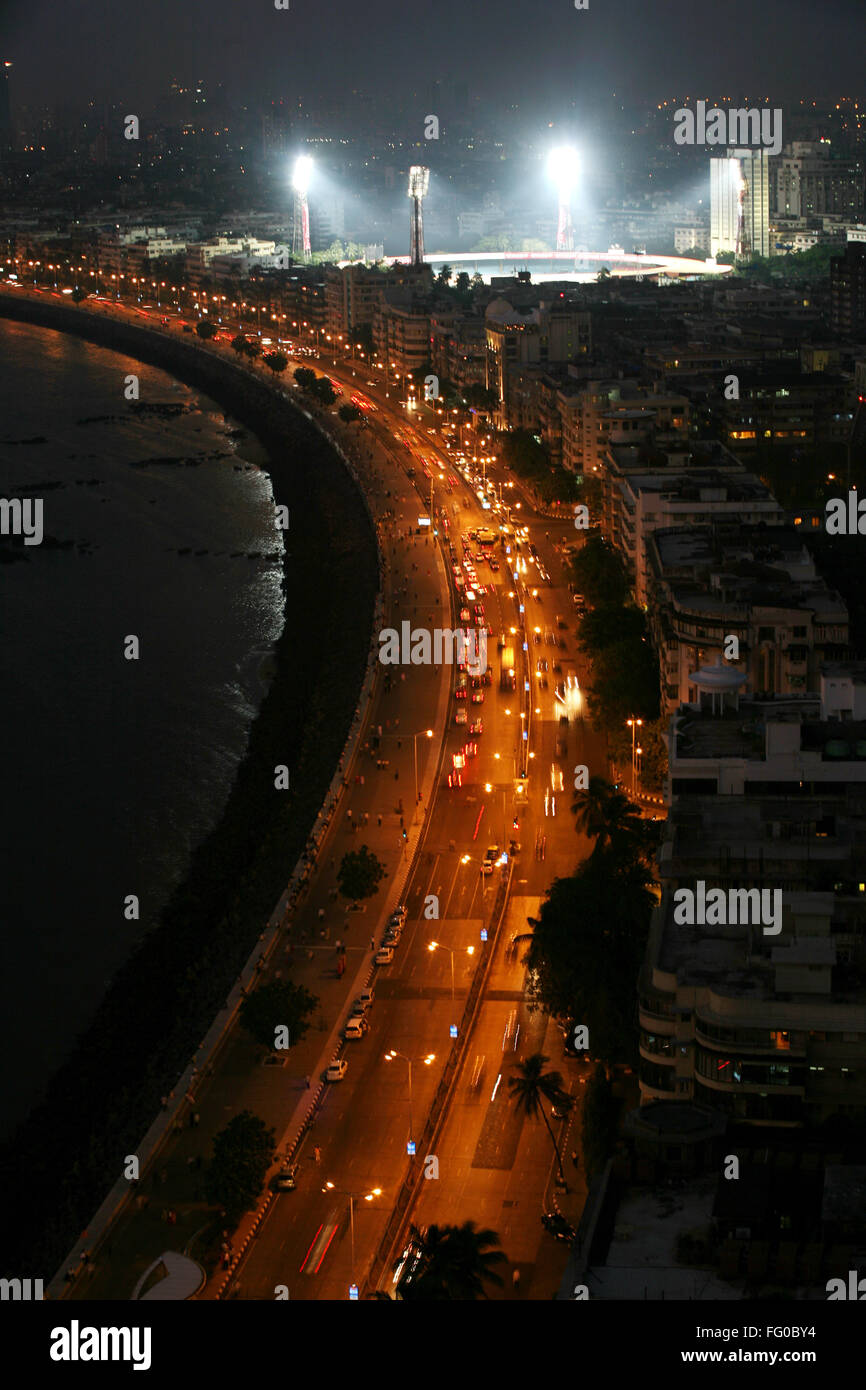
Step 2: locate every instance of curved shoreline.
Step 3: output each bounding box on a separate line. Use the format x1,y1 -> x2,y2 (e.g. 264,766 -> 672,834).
0,297 -> 381,1273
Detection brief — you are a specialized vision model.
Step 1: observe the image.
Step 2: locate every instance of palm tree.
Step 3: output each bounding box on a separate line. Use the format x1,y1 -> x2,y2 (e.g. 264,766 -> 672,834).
396,1221 -> 506,1300
572,775 -> 647,859
508,1053 -> 571,1187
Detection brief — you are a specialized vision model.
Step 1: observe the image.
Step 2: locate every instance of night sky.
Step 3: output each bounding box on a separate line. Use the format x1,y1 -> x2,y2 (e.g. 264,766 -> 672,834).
1,0 -> 864,112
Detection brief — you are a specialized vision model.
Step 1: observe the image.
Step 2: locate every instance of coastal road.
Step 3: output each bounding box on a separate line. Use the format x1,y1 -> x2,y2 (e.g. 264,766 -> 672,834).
49,299 -> 610,1300
229,371 -> 607,1299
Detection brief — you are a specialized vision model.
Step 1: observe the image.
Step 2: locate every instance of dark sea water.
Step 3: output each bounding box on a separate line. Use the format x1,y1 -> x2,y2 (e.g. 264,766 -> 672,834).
0,320 -> 285,1138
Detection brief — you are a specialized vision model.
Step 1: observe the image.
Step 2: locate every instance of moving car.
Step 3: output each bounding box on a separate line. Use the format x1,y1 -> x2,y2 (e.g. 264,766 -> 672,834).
455,708 -> 468,725
272,1163 -> 299,1191
325,1059 -> 348,1082
469,719 -> 483,735
482,845 -> 500,875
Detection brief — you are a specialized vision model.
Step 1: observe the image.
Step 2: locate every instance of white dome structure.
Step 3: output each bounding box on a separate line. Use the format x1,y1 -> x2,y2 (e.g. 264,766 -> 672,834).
688,657 -> 747,713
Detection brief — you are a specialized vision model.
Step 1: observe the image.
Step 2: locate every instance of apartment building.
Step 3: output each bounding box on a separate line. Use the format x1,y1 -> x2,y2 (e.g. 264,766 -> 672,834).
638,679 -> 866,1128
775,143 -> 865,221
558,380 -> 689,477
646,524 -> 850,713
374,293 -> 431,373
429,309 -> 486,389
602,445 -> 783,606
830,241 -> 866,335
324,261 -> 431,339
719,367 -> 853,453
485,295 -> 591,428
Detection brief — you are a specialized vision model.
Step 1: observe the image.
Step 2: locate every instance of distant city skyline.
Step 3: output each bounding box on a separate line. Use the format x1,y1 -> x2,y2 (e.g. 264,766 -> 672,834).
1,0 -> 864,112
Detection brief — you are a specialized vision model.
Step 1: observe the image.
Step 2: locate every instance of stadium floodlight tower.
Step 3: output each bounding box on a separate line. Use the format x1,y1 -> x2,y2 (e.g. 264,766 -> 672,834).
408,165 -> 430,267
292,155 -> 313,261
548,146 -> 579,253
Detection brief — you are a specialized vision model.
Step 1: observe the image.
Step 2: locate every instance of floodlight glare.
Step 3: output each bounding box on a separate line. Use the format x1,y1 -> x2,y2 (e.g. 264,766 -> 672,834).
548,146 -> 580,194
293,155 -> 313,194
548,146 -> 579,252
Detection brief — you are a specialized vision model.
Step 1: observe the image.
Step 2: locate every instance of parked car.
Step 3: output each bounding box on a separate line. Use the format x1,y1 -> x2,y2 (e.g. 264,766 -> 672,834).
344,1017 -> 369,1040
390,905 -> 407,926
375,945 -> 395,965
325,1059 -> 348,1082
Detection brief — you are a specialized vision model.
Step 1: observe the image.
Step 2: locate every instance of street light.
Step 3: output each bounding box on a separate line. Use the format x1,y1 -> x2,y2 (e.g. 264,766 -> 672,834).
384,1050 -> 435,1149
626,717 -> 643,795
427,940 -> 475,1006
377,727 -> 433,808
322,1181 -> 382,1293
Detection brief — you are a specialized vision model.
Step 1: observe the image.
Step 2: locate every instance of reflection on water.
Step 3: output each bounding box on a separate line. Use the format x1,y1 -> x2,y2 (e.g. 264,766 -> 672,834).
0,320 -> 286,1137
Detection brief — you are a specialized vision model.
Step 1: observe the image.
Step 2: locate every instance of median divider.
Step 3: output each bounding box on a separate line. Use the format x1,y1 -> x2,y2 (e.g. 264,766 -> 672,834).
362,860 -> 515,1295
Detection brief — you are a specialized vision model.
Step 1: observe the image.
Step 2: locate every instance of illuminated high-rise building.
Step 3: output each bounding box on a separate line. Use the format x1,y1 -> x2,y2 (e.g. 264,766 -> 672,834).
292,155 -> 313,261
710,151 -> 770,260
710,157 -> 742,258
736,149 -> 770,259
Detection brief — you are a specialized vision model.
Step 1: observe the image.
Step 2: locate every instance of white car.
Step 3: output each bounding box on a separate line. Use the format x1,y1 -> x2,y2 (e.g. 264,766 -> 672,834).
325,1059 -> 348,1082
375,945 -> 395,965
343,1017 -> 368,1040
454,709 -> 468,726
482,845 -> 501,875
